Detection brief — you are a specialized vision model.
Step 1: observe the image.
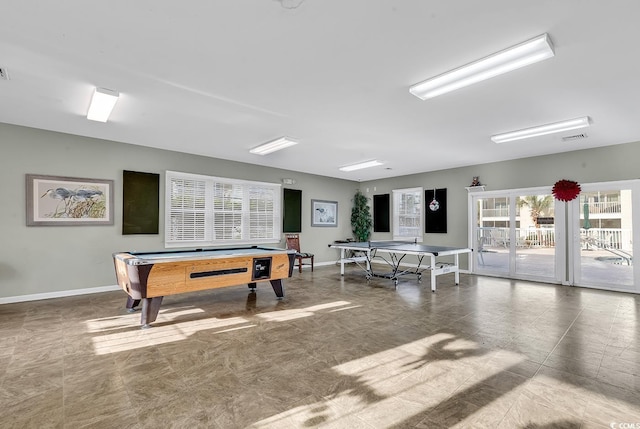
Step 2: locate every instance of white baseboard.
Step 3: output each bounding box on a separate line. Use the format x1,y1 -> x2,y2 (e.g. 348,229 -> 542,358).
0,285 -> 120,305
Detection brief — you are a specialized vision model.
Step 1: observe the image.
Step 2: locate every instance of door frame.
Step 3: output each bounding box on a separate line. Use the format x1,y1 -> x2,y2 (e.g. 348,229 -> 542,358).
468,185 -> 565,284
469,180 -> 638,293
567,179 -> 639,292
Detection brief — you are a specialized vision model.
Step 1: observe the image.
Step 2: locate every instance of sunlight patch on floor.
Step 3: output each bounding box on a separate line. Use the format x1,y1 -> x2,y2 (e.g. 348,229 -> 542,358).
328,305 -> 362,312
88,301 -> 354,355
91,316 -> 250,355
250,333 -> 524,428
85,306 -> 205,333
255,301 -> 353,322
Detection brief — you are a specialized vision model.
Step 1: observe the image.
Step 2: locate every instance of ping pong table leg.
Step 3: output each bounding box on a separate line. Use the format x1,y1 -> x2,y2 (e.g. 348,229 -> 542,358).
454,253 -> 460,285
430,255 -> 437,292
340,248 -> 346,276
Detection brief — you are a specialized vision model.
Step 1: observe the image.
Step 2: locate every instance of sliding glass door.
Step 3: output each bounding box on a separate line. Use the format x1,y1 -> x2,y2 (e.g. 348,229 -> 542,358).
471,180 -> 639,293
569,181 -> 639,292
471,187 -> 562,284
514,192 -> 558,279
474,195 -> 511,276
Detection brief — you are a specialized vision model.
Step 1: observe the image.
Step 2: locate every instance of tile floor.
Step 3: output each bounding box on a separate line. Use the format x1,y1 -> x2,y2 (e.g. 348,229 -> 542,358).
0,266 -> 639,428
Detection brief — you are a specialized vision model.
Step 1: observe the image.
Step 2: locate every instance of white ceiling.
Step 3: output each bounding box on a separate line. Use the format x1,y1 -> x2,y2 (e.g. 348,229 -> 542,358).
2,1 -> 640,182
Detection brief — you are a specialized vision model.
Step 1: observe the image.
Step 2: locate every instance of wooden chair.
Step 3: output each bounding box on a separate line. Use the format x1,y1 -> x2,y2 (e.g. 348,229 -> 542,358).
285,234 -> 314,273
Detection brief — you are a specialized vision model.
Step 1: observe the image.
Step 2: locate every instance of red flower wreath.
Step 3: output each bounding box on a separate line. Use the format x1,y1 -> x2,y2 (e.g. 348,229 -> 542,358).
552,179 -> 581,202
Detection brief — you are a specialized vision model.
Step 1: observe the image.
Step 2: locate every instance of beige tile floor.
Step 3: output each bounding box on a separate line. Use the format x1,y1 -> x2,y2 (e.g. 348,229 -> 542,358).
0,266 -> 639,428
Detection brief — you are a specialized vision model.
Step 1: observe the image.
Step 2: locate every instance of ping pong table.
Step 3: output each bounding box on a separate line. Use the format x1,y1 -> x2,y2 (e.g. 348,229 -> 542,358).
330,240 -> 471,291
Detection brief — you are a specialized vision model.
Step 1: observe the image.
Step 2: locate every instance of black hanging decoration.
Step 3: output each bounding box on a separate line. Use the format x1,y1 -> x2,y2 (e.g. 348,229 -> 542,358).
425,188 -> 447,233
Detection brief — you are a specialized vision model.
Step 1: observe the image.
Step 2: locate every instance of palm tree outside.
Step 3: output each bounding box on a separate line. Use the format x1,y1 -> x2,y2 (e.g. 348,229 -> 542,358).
517,195 -> 554,246
518,195 -> 553,227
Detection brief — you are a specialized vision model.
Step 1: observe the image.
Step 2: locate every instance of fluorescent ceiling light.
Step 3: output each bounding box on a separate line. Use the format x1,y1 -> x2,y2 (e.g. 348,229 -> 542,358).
491,116 -> 591,143
250,137 -> 298,155
87,87 -> 119,122
339,160 -> 383,172
410,33 -> 554,100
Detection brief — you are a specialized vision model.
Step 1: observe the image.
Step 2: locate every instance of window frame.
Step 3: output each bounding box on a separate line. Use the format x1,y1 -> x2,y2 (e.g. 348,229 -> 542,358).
165,170 -> 281,248
392,187 -> 423,242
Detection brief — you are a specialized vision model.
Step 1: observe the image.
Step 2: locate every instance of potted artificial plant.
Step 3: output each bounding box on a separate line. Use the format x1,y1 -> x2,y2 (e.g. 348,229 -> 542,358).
351,190 -> 372,242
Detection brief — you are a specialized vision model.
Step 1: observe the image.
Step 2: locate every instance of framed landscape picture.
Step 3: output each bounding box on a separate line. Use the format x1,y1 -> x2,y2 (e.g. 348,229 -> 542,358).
311,199 -> 337,227
26,174 -> 114,226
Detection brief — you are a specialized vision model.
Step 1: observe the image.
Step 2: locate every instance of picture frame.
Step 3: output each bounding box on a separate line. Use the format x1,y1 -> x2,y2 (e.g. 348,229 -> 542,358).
26,174 -> 114,226
311,199 -> 338,227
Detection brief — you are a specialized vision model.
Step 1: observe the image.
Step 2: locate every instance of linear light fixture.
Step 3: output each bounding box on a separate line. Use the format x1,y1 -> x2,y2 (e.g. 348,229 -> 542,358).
339,160 -> 383,172
491,116 -> 591,143
250,137 -> 298,155
410,33 -> 554,100
87,87 -> 119,122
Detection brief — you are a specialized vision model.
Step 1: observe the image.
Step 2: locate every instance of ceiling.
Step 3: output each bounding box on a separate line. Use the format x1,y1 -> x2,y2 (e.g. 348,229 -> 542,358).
2,1 -> 640,182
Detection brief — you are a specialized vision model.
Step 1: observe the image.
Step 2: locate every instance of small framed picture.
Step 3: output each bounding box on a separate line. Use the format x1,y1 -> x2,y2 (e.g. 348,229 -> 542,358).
26,174 -> 114,226
311,199 -> 338,227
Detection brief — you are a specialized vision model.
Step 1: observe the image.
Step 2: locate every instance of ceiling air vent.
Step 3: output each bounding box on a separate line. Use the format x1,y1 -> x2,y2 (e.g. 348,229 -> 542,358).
0,68 -> 9,80
562,133 -> 588,142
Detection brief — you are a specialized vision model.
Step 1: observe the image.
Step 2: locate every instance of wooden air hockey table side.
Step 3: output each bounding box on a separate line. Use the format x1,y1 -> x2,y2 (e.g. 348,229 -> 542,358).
113,246 -> 295,327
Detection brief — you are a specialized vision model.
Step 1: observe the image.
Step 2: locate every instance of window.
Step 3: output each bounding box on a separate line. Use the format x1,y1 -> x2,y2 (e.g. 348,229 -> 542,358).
392,187 -> 423,242
166,171 -> 281,247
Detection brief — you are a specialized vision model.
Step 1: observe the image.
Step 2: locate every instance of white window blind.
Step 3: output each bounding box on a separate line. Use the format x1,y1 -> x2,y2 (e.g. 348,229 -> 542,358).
213,182 -> 243,241
169,177 -> 207,242
166,171 -> 281,247
249,186 -> 276,240
392,187 -> 423,242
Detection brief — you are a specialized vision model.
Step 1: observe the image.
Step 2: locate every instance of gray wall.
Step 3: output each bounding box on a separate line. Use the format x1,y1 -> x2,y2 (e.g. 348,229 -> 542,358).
3,121 -> 640,301
0,123 -> 356,300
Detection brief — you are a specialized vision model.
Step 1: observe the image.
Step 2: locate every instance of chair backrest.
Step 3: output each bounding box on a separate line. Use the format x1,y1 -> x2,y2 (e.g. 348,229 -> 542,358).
285,234 -> 301,252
